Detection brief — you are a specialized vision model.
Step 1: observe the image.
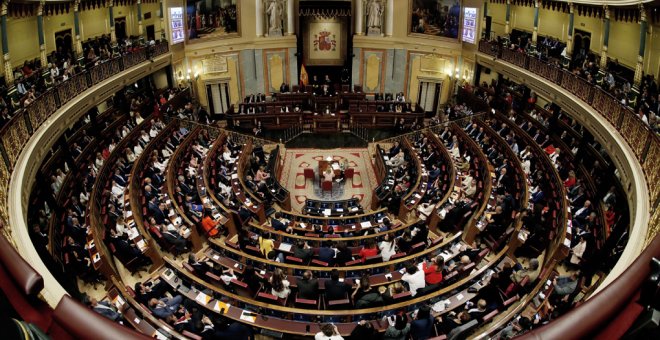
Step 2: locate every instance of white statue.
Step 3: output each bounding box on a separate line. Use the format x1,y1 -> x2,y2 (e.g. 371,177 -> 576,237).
266,0 -> 283,31
367,0 -> 383,28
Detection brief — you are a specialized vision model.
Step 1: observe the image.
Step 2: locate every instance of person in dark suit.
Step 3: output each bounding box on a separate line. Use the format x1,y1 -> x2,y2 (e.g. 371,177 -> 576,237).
134,280 -> 168,305
188,253 -> 212,274
317,244 -> 335,265
149,295 -> 184,319
410,305 -> 434,340
88,298 -> 122,322
200,315 -> 254,340
297,270 -> 319,300
293,241 -> 313,263
270,212 -> 292,233
160,225 -> 188,252
325,269 -> 351,302
388,141 -> 401,158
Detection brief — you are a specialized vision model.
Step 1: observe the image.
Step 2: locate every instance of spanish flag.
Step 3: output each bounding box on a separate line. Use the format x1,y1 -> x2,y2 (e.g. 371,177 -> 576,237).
300,64 -> 309,86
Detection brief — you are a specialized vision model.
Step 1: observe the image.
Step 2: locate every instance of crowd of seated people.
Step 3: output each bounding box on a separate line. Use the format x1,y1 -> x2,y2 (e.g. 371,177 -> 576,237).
90,273 -> 255,338
482,35 -> 659,133
142,124 -> 197,253
0,35 -> 167,130
379,140 -> 418,216
477,78 -> 626,264
457,86 -> 622,336
55,114 -> 147,284
208,135 -> 255,223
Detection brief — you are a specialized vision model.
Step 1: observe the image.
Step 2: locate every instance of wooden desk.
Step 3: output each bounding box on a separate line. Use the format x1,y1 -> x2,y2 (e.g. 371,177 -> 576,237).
318,159 -> 341,179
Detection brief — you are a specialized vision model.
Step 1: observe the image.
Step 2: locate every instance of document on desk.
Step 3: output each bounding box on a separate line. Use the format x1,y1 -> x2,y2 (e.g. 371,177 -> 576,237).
278,243 -> 292,252
323,209 -> 332,216
213,300 -> 229,313
195,292 -> 212,305
136,240 -> 147,251
240,311 -> 257,323
360,221 -> 372,229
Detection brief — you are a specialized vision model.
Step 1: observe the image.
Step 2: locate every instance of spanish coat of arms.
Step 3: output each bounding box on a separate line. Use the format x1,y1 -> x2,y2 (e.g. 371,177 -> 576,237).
313,30 -> 337,51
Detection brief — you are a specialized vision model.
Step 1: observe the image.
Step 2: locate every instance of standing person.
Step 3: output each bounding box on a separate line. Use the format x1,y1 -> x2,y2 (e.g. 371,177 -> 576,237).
410,305 -> 434,340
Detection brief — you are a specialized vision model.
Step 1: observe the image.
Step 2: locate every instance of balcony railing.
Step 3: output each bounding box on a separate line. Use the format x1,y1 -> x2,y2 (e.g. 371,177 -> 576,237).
478,39 -> 660,207
0,43 -> 169,171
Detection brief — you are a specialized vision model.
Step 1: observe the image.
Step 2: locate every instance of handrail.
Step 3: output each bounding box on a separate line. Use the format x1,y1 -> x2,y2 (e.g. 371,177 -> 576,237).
520,234 -> 660,339
162,244 -> 509,318
209,231 -> 461,275
478,39 -> 659,207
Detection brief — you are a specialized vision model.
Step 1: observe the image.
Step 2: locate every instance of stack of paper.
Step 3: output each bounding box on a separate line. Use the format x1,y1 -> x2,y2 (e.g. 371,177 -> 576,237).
195,292 -> 211,305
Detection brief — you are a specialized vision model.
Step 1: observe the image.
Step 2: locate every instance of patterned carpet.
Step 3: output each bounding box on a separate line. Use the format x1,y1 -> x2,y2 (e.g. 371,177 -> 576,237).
279,148 -> 378,213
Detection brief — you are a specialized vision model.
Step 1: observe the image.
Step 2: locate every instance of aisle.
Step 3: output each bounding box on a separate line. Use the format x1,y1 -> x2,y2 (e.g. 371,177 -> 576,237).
278,148 -> 378,213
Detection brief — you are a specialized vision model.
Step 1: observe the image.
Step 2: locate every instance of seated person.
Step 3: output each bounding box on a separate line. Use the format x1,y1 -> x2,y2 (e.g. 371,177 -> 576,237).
88,297 -> 122,322
358,239 -> 379,262
325,269 -> 352,302
323,168 -> 334,182
269,268 -> 291,299
352,276 -> 383,308
149,295 -> 184,318
293,241 -> 313,263
422,255 -> 445,285
188,253 -> 212,274
297,270 -> 319,300
401,264 -> 426,296
270,212 -> 293,233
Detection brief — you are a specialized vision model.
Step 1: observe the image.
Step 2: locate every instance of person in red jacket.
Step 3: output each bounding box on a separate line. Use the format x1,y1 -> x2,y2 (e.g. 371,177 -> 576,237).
358,239 -> 379,262
422,255 -> 444,285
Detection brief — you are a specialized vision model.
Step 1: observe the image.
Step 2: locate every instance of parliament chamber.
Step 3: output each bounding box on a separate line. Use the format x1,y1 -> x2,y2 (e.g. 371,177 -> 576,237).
0,0 -> 658,339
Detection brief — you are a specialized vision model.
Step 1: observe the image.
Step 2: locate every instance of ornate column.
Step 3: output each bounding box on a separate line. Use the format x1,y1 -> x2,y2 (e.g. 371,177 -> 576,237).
482,1 -> 488,39
255,0 -> 264,37
286,0 -> 294,35
1,0 -> 12,86
633,5 -> 647,89
385,0 -> 393,37
108,0 -> 115,42
355,0 -> 364,35
37,1 -> 47,67
532,0 -> 540,46
137,0 -> 143,36
565,2 -> 574,63
600,5 -> 609,70
74,0 -> 82,55
504,0 -> 511,35
159,0 -> 164,40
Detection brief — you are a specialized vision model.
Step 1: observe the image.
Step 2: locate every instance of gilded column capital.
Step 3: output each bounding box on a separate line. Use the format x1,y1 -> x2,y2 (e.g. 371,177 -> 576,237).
569,2 -> 574,14
603,5 -> 609,19
74,0 -> 80,12
0,0 -> 9,17
639,4 -> 646,23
